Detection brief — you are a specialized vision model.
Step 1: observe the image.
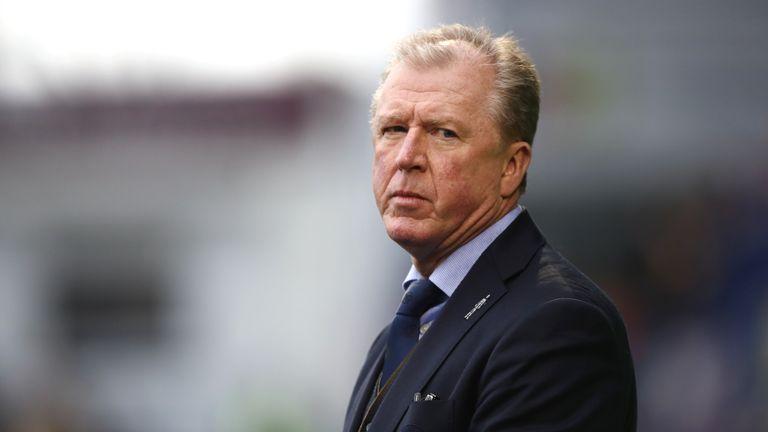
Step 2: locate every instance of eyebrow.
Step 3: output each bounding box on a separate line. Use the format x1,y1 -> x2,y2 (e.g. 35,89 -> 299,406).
422,117 -> 463,129
375,113 -> 465,129
375,113 -> 408,126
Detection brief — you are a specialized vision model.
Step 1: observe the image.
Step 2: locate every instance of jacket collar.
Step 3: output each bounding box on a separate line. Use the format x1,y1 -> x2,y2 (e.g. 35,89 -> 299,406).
367,210 -> 546,431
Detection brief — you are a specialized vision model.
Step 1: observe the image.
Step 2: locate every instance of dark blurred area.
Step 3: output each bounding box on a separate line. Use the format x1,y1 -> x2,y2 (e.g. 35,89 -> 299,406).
1,1 -> 767,431
530,183 -> 768,432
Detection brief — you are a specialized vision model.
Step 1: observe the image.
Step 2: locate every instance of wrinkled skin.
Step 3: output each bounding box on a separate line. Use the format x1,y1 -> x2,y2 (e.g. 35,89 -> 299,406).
372,57 -> 531,276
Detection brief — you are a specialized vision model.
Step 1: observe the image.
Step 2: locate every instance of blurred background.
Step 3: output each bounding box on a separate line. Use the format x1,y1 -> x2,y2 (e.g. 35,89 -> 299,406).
1,0 -> 766,431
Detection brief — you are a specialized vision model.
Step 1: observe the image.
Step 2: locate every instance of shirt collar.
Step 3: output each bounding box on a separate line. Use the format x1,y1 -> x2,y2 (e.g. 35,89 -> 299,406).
403,205 -> 523,297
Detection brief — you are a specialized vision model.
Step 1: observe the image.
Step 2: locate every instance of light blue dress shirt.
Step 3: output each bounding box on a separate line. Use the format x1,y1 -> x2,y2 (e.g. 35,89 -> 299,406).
402,205 -> 524,331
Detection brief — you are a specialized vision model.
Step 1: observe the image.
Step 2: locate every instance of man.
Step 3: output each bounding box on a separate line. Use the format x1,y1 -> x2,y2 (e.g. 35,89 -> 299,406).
344,24 -> 636,432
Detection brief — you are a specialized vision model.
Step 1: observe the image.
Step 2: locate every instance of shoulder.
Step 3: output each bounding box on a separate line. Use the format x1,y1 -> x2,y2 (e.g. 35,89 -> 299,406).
486,210 -> 618,315
484,234 -> 633,362
529,244 -> 625,334
480,245 -> 636,425
479,210 -> 628,342
491,240 -> 635,383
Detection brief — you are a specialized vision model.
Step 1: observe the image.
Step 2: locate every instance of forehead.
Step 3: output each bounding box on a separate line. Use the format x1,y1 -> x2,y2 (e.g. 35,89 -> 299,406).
376,60 -> 495,121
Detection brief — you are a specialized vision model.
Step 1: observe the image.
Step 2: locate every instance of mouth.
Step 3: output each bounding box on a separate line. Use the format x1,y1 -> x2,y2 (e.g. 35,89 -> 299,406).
391,190 -> 428,200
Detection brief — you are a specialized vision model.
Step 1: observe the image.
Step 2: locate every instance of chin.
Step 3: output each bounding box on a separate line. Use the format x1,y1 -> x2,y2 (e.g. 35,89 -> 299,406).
383,216 -> 435,249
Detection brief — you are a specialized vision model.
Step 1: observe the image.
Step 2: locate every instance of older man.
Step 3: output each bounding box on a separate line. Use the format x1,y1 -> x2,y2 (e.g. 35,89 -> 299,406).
344,24 -> 636,432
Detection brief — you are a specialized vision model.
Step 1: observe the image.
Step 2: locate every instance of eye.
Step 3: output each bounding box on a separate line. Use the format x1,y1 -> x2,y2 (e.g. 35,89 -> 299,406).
432,128 -> 459,139
381,125 -> 408,136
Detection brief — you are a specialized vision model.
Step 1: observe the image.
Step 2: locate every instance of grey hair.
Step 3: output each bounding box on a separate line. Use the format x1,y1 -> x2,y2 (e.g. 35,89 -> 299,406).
372,23 -> 541,145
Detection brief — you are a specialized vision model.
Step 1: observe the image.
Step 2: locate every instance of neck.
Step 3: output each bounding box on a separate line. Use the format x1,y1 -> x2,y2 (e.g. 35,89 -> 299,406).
412,257 -> 441,278
409,200 -> 519,277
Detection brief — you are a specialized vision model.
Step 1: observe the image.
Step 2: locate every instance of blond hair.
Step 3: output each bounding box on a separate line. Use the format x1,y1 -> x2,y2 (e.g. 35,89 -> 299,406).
371,24 -> 541,191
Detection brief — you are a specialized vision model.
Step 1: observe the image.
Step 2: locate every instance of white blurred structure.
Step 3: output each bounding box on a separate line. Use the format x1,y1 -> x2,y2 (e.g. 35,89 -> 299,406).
0,0 -> 427,100
1,2 -> 427,430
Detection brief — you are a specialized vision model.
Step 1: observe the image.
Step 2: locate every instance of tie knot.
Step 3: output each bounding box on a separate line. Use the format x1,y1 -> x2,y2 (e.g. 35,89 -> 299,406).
397,279 -> 446,318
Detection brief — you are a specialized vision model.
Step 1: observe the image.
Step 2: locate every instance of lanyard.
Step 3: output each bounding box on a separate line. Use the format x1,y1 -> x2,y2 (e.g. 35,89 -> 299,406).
356,348 -> 416,432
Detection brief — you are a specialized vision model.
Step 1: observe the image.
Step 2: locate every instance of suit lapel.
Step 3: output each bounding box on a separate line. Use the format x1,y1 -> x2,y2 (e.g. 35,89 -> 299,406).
367,210 -> 545,432
368,255 -> 507,431
345,341 -> 386,432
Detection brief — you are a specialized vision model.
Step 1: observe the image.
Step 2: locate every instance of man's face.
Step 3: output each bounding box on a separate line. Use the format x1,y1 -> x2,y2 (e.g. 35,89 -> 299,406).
372,58 -> 515,264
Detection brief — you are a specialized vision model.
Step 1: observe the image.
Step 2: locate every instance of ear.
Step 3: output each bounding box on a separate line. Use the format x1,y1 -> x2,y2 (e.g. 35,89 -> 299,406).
500,141 -> 532,198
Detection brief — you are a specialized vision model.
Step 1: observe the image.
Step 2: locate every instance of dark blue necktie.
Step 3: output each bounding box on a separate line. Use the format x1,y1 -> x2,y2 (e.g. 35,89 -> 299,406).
381,279 -> 447,384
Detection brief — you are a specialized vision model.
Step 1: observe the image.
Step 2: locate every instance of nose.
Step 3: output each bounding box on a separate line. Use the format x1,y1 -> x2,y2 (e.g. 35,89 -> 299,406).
395,128 -> 427,172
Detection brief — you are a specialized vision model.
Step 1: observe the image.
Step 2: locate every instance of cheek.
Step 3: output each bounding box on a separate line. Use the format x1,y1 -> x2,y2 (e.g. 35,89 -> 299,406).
371,153 -> 391,198
435,161 -> 491,207
437,160 -> 474,192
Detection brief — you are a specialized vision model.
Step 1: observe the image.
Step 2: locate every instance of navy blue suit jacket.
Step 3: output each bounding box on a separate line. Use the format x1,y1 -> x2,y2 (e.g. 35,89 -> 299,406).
344,210 -> 636,432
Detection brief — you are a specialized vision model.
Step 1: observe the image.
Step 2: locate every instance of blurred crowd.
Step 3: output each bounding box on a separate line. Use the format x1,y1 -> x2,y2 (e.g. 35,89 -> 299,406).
580,178 -> 768,432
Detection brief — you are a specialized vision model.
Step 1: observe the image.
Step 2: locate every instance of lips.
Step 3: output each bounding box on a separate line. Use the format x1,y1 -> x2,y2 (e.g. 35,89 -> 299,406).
391,190 -> 427,200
